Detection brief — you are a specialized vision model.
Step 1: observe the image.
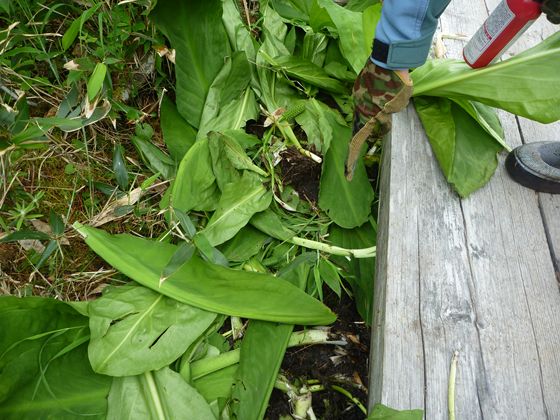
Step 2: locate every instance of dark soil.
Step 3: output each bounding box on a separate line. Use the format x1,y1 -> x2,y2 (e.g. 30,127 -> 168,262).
0,243 -> 23,281
279,147 -> 322,204
265,292 -> 370,420
245,117 -> 267,139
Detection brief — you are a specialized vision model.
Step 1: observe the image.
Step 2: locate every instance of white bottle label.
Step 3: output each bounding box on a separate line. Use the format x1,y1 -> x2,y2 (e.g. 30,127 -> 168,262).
464,0 -> 515,64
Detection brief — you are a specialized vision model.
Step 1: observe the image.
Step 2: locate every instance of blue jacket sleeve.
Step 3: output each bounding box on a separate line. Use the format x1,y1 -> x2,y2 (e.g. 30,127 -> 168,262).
371,0 -> 451,69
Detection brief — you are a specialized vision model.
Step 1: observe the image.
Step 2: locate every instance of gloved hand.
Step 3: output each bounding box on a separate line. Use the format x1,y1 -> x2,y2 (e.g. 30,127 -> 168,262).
345,60 -> 413,181
542,0 -> 560,24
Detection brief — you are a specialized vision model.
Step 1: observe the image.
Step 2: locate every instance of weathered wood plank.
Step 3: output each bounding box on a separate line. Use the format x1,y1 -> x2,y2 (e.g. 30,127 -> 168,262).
370,104 -> 486,419
369,1 -> 560,418
458,111 -> 560,419
489,9 -> 560,279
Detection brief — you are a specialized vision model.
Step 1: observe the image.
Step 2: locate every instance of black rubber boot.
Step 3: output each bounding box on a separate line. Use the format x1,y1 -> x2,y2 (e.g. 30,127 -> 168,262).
506,141 -> 560,194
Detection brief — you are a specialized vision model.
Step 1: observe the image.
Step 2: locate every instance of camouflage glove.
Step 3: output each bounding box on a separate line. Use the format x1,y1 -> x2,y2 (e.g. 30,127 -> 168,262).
542,0 -> 560,24
345,61 -> 413,181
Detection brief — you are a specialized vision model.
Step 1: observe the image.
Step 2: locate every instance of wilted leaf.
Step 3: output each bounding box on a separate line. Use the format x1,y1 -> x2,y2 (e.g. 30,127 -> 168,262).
262,54 -> 347,93
232,321 -> 293,420
198,51 -> 255,138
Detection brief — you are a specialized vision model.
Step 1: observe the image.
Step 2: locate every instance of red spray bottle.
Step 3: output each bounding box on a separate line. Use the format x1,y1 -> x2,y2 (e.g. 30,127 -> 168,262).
463,0 -> 543,68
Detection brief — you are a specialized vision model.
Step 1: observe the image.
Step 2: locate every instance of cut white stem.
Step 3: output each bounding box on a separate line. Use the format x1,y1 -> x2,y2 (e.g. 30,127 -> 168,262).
448,350 -> 459,420
288,329 -> 346,347
231,316 -> 244,340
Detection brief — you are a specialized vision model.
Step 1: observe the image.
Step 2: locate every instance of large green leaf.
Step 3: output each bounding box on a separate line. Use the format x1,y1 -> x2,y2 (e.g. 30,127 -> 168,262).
411,32 -> 560,123
0,297 -> 110,419
316,0 -> 370,74
74,224 -> 336,325
88,284 -> 216,376
414,96 -> 504,197
171,138 -> 220,212
231,321 -> 293,420
200,172 -> 272,246
160,96 -> 197,162
107,367 -> 215,420
318,108 -> 374,228
151,0 -> 230,128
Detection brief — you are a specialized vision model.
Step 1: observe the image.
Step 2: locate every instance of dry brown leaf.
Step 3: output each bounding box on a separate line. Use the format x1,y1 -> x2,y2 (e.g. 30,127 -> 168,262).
18,239 -> 45,253
91,187 -> 144,227
31,220 -> 70,245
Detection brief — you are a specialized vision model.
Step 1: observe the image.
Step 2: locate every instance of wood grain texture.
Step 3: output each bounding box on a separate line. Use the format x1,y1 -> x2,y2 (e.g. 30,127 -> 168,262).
494,7 -> 560,281
369,1 -> 560,418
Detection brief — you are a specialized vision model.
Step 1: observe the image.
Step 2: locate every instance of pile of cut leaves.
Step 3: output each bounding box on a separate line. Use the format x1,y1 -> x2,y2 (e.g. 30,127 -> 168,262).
2,0 -> 559,418
1,1 -> 385,419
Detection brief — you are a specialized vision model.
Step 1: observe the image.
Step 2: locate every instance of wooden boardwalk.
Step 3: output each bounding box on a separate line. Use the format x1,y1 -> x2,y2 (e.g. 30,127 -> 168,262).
368,1 -> 560,419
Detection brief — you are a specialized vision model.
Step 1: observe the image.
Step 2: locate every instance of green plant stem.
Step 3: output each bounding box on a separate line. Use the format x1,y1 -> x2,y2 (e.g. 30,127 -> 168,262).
331,385 -> 367,415
143,371 -> 166,420
276,121 -> 322,163
289,236 -> 376,259
190,348 -> 241,380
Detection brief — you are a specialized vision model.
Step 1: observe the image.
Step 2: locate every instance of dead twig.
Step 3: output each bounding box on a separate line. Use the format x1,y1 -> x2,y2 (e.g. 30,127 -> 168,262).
241,0 -> 252,26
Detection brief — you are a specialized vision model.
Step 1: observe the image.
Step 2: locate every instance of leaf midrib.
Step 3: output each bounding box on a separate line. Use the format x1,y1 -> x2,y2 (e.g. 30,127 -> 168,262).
96,296 -> 163,370
413,46 -> 559,96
